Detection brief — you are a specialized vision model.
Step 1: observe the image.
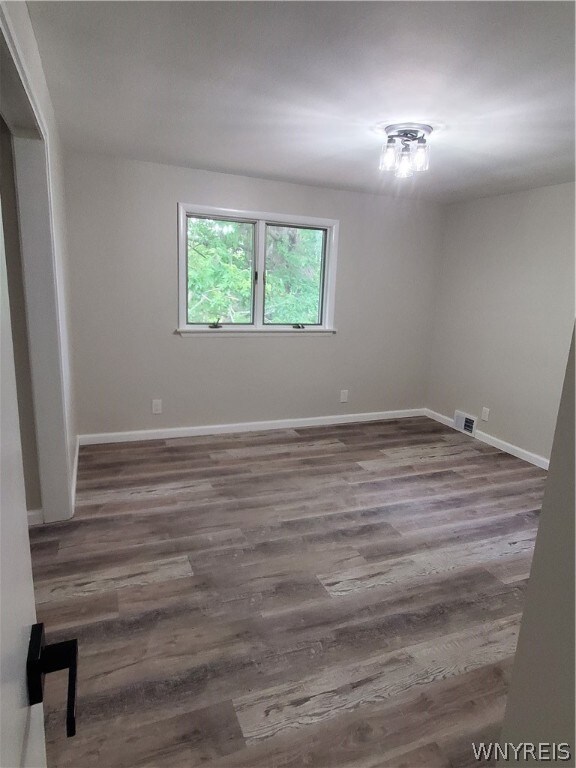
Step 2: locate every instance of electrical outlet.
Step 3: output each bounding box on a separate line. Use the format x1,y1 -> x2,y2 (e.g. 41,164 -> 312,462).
340,389 -> 349,403
152,399 -> 162,415
481,407 -> 490,421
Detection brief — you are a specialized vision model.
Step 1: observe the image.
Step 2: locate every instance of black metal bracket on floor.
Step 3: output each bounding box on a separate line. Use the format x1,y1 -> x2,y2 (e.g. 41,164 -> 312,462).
27,623 -> 78,737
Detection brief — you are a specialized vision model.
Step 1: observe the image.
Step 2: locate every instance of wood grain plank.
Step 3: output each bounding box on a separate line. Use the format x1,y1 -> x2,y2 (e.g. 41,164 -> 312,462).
32,417 -> 543,768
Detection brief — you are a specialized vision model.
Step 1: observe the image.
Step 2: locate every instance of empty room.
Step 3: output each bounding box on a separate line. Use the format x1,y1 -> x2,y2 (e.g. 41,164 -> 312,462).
0,2 -> 574,767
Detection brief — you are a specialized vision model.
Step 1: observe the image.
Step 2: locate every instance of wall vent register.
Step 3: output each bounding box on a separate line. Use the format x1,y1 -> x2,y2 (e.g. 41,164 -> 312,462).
454,410 -> 477,435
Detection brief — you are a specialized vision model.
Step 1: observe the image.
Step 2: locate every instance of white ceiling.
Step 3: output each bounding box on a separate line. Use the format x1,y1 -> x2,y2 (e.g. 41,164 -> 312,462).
27,1 -> 575,202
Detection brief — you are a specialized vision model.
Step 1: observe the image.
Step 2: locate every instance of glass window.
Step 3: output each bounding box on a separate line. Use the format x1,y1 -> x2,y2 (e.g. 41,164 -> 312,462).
186,216 -> 255,325
179,205 -> 338,333
264,225 -> 326,326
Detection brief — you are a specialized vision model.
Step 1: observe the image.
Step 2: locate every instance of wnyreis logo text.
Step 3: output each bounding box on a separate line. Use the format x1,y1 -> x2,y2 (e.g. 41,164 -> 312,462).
472,743 -> 572,761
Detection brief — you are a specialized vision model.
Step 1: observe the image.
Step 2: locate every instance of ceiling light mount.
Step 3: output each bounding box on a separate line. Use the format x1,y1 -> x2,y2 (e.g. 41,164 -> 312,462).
380,123 -> 432,140
376,123 -> 433,178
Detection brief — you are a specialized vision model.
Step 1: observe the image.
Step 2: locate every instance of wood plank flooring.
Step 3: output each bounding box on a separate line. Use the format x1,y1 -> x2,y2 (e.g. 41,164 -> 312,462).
29,417 -> 546,767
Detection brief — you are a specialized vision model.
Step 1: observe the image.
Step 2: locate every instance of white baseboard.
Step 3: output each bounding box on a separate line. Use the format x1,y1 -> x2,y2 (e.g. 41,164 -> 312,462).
78,408 -> 427,446
423,409 -> 455,429
424,408 -> 549,470
27,508 -> 43,527
76,406 -> 549,470
474,429 -> 549,470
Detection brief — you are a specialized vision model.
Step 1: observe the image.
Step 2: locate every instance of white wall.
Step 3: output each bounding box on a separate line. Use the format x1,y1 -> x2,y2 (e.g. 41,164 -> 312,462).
1,2 -> 77,512
427,183 -> 574,460
502,328 -> 574,756
63,151 -> 445,435
63,149 -> 573,464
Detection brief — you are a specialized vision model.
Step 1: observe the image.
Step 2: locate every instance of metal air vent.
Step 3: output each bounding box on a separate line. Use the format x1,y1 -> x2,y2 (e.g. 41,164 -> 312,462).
454,410 -> 477,435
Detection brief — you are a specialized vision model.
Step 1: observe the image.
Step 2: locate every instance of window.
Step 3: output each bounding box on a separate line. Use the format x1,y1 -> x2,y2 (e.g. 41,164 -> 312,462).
178,204 -> 338,333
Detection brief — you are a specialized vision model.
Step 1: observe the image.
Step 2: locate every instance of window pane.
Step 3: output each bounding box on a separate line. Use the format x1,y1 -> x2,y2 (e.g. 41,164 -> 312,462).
187,216 -> 254,324
264,225 -> 326,325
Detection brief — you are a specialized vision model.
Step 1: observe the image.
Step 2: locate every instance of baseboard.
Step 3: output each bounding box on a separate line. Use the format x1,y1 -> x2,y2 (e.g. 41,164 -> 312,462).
423,409 -> 455,429
424,408 -> 549,470
474,429 -> 549,470
77,406 -> 549,470
27,508 -> 43,527
78,408 -> 427,446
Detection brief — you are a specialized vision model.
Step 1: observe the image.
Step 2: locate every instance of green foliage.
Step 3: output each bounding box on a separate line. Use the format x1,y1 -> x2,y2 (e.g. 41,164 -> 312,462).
264,226 -> 324,325
187,217 -> 325,326
187,217 -> 254,324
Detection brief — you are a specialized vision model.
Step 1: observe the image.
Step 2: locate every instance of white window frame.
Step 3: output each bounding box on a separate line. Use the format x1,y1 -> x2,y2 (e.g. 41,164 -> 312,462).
177,203 -> 338,335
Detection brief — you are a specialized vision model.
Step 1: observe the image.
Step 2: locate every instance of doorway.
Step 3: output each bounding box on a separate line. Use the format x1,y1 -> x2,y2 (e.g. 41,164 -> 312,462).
0,114 -> 43,522
1,19 -> 74,767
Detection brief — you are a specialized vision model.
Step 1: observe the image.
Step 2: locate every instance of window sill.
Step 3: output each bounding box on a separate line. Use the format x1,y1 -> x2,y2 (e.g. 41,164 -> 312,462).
175,327 -> 337,337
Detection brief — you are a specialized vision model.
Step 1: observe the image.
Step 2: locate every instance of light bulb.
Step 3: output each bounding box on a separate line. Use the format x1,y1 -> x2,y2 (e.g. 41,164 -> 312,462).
395,147 -> 413,179
413,139 -> 429,172
379,139 -> 397,171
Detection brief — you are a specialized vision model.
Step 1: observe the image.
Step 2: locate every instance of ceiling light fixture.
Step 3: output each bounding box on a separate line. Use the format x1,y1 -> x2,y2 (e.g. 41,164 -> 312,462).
396,145 -> 414,179
379,138 -> 397,172
376,123 -> 432,179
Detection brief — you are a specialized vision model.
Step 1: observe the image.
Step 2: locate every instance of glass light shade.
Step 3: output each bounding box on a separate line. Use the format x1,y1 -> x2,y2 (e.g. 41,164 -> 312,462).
395,148 -> 413,178
413,140 -> 429,172
379,139 -> 397,171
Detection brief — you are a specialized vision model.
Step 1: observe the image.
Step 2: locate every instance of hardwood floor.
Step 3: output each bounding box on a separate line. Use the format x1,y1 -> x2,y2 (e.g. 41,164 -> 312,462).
29,417 -> 546,767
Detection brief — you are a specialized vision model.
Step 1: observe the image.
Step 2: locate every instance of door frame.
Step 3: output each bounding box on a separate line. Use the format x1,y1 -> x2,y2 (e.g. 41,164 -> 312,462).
0,6 -> 74,523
